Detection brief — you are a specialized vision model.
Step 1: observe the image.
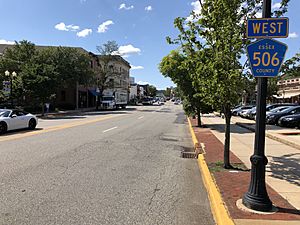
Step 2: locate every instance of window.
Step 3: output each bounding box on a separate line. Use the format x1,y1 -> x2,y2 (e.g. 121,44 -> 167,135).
90,61 -> 93,68
16,111 -> 26,116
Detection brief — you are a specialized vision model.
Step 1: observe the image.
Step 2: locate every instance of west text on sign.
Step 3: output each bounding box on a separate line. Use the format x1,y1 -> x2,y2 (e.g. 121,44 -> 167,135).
247,18 -> 288,38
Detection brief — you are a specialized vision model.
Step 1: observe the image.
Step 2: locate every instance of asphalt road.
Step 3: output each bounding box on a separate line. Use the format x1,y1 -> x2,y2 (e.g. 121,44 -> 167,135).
0,103 -> 214,225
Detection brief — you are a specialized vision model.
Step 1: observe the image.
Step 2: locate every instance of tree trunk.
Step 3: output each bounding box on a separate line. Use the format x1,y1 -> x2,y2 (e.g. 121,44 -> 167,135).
223,106 -> 232,169
41,102 -> 45,117
197,108 -> 202,127
95,96 -> 98,110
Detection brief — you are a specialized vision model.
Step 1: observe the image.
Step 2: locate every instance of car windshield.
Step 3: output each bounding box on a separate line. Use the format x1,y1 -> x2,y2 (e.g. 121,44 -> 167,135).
281,106 -> 298,113
270,106 -> 289,113
0,110 -> 11,117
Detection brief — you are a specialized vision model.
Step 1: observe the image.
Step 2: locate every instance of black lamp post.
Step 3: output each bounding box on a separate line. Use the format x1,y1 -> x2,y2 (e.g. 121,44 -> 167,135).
242,0 -> 273,212
5,70 -> 17,107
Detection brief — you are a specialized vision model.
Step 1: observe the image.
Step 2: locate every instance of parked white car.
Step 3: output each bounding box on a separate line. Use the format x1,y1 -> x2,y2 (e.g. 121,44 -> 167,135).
0,109 -> 38,134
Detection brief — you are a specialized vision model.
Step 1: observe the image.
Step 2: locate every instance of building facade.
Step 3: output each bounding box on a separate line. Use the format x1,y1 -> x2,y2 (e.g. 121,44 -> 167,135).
0,44 -> 131,110
276,77 -> 300,103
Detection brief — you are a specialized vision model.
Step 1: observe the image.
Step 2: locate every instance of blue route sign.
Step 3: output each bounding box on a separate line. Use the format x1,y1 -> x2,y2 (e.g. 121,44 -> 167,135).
247,39 -> 287,77
247,18 -> 289,38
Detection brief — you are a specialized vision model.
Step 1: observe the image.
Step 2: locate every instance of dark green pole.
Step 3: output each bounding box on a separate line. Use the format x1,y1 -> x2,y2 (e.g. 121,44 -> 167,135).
242,0 -> 273,212
10,76 -> 13,107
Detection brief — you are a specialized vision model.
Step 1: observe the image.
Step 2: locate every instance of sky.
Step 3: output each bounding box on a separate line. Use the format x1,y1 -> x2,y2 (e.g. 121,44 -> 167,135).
0,0 -> 299,90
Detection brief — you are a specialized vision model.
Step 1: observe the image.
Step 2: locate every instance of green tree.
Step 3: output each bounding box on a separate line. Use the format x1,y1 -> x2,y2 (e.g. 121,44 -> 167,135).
0,40 -> 36,105
148,85 -> 157,97
52,47 -> 94,87
95,40 -> 122,109
281,52 -> 300,79
163,87 -> 172,98
160,50 -> 211,126
165,0 -> 290,168
21,48 -> 59,115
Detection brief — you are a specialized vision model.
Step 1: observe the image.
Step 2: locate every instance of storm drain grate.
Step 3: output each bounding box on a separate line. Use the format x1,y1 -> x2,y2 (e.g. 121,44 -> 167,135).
181,151 -> 197,158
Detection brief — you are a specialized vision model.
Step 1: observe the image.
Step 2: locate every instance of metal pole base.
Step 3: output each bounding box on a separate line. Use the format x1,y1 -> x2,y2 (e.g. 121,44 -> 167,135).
242,155 -> 273,212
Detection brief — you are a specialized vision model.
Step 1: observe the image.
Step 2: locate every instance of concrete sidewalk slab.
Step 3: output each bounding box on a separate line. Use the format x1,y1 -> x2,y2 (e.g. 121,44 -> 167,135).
232,116 -> 300,150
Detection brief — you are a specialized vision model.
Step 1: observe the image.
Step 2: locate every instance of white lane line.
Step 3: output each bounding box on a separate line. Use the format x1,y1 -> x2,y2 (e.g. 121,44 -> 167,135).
103,126 -> 118,133
138,116 -> 144,120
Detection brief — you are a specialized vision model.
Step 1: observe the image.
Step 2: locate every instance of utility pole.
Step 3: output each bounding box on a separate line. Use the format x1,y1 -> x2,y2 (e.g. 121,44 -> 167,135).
242,0 -> 273,212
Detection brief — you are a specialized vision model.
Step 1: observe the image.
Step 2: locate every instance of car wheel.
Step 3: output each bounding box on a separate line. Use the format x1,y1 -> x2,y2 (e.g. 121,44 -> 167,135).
0,122 -> 7,134
28,119 -> 37,130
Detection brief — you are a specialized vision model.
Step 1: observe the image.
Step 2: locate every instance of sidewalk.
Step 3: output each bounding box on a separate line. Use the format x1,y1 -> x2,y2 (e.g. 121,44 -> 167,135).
232,116 -> 300,151
36,107 -> 96,118
189,115 -> 300,225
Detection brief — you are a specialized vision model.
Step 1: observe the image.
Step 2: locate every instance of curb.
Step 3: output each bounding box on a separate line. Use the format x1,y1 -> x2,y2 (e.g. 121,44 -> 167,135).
236,122 -> 300,151
198,155 -> 235,225
187,117 -> 234,225
187,117 -> 199,148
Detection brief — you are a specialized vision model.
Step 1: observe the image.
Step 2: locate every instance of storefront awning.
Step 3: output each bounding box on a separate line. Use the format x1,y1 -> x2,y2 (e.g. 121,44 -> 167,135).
273,92 -> 300,98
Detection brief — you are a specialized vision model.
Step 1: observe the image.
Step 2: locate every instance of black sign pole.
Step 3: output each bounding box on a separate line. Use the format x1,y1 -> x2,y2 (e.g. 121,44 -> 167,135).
242,0 -> 273,212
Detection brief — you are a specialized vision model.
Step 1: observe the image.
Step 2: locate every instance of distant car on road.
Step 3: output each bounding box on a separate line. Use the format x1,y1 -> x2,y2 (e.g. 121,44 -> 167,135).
0,109 -> 38,134
142,97 -> 154,105
278,114 -> 300,128
266,106 -> 300,125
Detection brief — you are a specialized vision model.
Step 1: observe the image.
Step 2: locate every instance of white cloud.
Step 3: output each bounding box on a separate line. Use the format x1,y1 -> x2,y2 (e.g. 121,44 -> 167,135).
97,20 -> 114,33
131,65 -> 144,70
77,29 -> 92,37
117,44 -> 141,56
0,39 -> 15,45
272,2 -> 281,9
145,6 -> 152,11
186,1 -> 202,22
55,22 -> 80,31
288,32 -> 298,38
138,81 -> 151,85
119,3 -> 134,10
255,11 -> 262,18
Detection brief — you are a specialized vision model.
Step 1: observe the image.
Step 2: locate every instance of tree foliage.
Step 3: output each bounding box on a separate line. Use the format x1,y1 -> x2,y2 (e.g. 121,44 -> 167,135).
148,85 -> 157,97
0,40 -> 94,111
163,0 -> 291,168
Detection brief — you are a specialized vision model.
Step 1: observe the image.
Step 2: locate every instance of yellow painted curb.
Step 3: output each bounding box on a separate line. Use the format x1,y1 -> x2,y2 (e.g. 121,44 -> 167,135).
198,155 -> 235,225
187,117 -> 199,148
187,116 -> 234,225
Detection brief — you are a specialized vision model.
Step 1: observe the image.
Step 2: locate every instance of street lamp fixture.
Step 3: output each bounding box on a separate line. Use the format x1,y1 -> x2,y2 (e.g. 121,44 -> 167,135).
4,70 -> 17,107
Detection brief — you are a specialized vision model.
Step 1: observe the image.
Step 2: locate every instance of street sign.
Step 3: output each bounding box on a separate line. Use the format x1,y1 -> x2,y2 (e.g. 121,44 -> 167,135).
2,81 -> 10,96
247,18 -> 289,38
247,39 -> 287,77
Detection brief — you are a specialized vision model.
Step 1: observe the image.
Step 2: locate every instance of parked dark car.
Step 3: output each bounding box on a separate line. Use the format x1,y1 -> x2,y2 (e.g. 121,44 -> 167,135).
278,114 -> 300,128
266,106 -> 300,125
244,106 -> 256,119
249,103 -> 297,120
239,106 -> 256,118
141,97 -> 154,105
